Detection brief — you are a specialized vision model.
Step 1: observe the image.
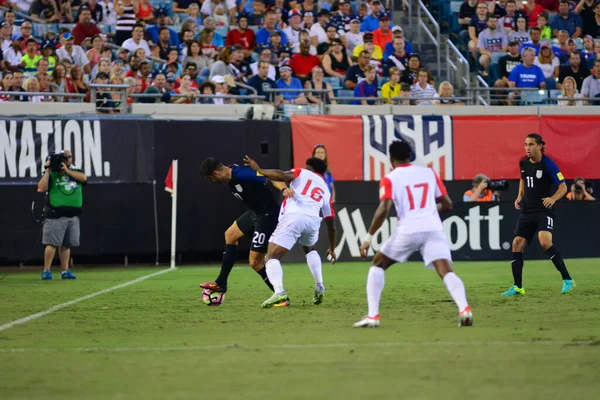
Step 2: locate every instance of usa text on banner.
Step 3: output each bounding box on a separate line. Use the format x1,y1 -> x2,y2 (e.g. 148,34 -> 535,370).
290,115 -> 363,181
362,115 -> 453,181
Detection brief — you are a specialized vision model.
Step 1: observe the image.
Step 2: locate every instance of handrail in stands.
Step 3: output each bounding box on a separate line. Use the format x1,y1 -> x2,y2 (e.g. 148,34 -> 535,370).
416,1 -> 441,80
0,5 -> 46,24
446,39 -> 470,96
475,75 -> 490,106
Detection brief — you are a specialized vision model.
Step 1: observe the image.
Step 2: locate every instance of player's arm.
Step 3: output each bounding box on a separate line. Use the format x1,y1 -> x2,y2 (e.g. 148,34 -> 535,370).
437,195 -> 453,213
542,158 -> 567,208
433,170 -> 451,213
324,218 -> 337,264
360,198 -> 393,259
515,178 -> 524,210
243,155 -> 296,182
269,179 -> 294,198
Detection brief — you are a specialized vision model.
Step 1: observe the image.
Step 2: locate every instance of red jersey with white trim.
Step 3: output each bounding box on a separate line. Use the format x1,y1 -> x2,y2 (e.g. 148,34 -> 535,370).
379,164 -> 447,234
281,168 -> 335,219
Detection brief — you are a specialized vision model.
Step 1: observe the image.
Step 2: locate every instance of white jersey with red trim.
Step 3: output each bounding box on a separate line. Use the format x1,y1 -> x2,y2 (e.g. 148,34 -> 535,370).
281,168 -> 335,220
379,164 -> 447,234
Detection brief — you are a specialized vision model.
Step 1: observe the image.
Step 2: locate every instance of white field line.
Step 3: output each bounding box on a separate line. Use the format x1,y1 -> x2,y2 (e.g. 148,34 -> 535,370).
0,340 -> 597,354
0,268 -> 176,333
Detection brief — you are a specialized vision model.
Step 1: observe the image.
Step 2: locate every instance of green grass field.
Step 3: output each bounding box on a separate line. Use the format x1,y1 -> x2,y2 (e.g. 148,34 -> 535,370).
1,260 -> 599,400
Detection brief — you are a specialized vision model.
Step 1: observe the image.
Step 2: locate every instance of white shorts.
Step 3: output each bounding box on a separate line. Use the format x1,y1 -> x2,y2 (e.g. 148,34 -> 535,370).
379,229 -> 452,269
269,213 -> 321,251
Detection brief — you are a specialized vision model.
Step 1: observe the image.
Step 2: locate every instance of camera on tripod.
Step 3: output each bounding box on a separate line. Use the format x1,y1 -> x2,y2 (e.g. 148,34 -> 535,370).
486,180 -> 509,191
48,152 -> 68,172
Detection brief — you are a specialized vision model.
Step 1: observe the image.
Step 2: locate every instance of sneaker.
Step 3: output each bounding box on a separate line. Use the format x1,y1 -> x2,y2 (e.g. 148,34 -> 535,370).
313,283 -> 325,305
459,306 -> 473,327
199,281 -> 227,293
353,315 -> 380,328
41,270 -> 53,280
501,285 -> 525,296
261,291 -> 289,308
561,279 -> 575,294
61,270 -> 77,279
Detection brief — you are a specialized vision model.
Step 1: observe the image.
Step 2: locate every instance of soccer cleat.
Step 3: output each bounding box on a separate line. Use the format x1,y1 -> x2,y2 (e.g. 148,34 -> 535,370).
41,270 -> 53,280
199,281 -> 227,293
313,283 -> 325,305
561,279 -> 575,294
61,270 -> 77,279
261,292 -> 290,308
501,285 -> 525,296
459,306 -> 473,327
353,315 -> 380,328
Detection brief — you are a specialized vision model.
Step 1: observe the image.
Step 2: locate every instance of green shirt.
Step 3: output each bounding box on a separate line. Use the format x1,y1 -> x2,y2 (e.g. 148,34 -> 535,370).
48,167 -> 84,210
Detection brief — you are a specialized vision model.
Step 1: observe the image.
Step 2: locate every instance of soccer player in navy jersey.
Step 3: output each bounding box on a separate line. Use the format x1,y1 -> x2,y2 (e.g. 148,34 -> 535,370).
199,158 -> 291,305
502,133 -> 575,296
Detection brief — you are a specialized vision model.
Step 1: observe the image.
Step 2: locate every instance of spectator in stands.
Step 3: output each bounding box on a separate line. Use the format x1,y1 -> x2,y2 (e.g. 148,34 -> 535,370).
29,0 -> 60,22
41,42 -> 57,70
3,36 -> 23,72
10,70 -> 27,100
268,31 -> 285,60
122,24 -> 152,58
172,72 -> 198,103
381,66 -> 401,104
183,40 -> 211,73
497,0 -> 518,34
173,0 -> 200,15
147,8 -> 179,47
361,0 -> 386,32
275,64 -> 307,104
184,3 -> 203,25
331,0 -> 354,36
383,37 -> 408,76
257,10 -> 288,47
352,32 -> 382,60
576,0 -> 598,37
345,19 -> 363,53
35,57 -> 50,80
178,29 -> 194,57
537,13 -> 552,40
198,29 -> 219,60
581,59 -> 600,103
247,60 -> 277,103
495,40 -> 522,88
478,14 -> 508,77
353,64 -> 377,105
534,42 -> 559,88
38,71 -> 53,97
288,39 -> 320,82
140,72 -> 171,103
183,61 -> 200,87
115,0 -> 138,46
283,9 -> 303,47
51,63 -> 68,95
18,23 -> 35,52
151,27 -> 176,59
558,51 -> 590,90
2,10 -> 20,38
23,76 -> 44,102
321,38 -> 352,79
400,53 -> 423,86
126,53 -> 139,75
520,26 -> 542,56
201,17 -> 225,48
304,65 -> 335,104
85,34 -> 103,70
135,0 -> 153,22
581,35 -> 596,68
197,80 -> 215,103
316,24 -> 339,60
311,144 -> 336,201
552,30 -> 571,62
458,0 -> 478,49
245,0 -> 265,26
521,0 -> 544,28
372,14 -> 392,50
410,69 -> 437,105
251,47 -> 277,80
557,75 -> 584,105
225,15 -> 255,59
310,10 -> 330,47
567,176 -> 596,200
434,81 -> 463,106
78,0 -> 103,24
463,174 -> 496,202
57,32 -> 91,74
468,2 -> 489,61
291,29 -> 317,55
302,11 -> 315,32
344,49 -> 368,89
135,47 -> 149,63
20,39 -> 42,78
508,47 -> 546,104
1,22 -> 13,53
99,0 -> 116,25
510,16 -> 530,44
551,0 -> 583,38
0,72 -> 13,101
383,26 -> 413,59
72,6 -> 102,45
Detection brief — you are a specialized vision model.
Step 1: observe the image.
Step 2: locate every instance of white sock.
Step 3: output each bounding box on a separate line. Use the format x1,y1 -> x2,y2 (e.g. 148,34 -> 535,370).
305,250 -> 323,285
366,266 -> 385,318
443,272 -> 469,312
265,259 -> 285,294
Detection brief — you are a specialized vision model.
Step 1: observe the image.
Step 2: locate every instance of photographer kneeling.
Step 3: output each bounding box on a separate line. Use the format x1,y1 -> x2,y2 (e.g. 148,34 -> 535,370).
37,150 -> 88,280
566,177 -> 595,201
463,174 -> 508,202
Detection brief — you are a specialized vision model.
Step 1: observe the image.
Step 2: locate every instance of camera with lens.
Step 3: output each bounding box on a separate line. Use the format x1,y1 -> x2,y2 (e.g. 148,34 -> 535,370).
48,152 -> 68,172
574,183 -> 584,191
486,180 -> 509,191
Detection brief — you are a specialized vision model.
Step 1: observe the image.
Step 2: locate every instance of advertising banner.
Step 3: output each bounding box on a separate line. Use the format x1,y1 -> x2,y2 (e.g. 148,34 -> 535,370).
0,118 -> 154,184
291,115 -> 600,181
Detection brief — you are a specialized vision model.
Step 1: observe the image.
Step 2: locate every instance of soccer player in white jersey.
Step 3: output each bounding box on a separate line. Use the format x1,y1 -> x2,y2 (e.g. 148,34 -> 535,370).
243,155 -> 337,308
353,140 -> 473,328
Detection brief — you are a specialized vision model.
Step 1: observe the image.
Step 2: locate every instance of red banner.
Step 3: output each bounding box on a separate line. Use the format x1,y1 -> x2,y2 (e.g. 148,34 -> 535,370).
291,115 -> 600,181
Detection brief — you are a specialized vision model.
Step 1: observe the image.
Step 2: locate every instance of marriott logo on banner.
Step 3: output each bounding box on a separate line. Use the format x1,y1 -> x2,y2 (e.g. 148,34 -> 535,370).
335,205 -> 508,259
362,115 -> 453,181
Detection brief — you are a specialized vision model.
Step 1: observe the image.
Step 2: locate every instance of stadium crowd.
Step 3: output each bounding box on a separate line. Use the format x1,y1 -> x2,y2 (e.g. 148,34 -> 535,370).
0,0 -> 467,107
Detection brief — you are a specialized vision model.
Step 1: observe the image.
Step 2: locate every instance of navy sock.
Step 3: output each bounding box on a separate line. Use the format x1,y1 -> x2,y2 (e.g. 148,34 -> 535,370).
546,245 -> 572,280
256,267 -> 274,292
511,252 -> 524,288
215,244 -> 238,287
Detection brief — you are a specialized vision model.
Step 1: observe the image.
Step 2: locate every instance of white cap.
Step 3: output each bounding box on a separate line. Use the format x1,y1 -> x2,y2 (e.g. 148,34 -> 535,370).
211,75 -> 225,84
392,26 -> 403,33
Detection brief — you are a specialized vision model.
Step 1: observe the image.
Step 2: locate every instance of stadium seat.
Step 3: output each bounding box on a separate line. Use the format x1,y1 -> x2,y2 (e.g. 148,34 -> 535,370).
377,77 -> 389,89
520,90 -> 547,105
547,89 -> 562,105
323,77 -> 341,90
336,90 -> 354,98
574,38 -> 583,50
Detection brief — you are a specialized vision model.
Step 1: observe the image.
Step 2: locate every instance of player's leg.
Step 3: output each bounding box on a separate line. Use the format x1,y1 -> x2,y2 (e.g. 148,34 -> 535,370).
502,213 -> 535,296
302,245 -> 325,305
353,251 -> 396,328
248,251 -> 274,291
247,212 -> 280,292
537,216 -> 574,293
262,242 -> 291,308
200,212 -> 250,292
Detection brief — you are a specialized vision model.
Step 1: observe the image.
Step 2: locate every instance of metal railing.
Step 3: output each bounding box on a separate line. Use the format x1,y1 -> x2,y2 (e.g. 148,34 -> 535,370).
330,96 -> 471,105
0,5 -> 46,24
416,0 -> 441,80
129,93 -> 266,103
475,75 -> 490,106
402,0 -> 413,39
462,87 -> 599,106
446,39 -> 470,96
0,91 -> 86,102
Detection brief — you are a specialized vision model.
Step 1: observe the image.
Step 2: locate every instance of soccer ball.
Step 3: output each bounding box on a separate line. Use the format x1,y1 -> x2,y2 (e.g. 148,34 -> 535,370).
202,288 -> 225,306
